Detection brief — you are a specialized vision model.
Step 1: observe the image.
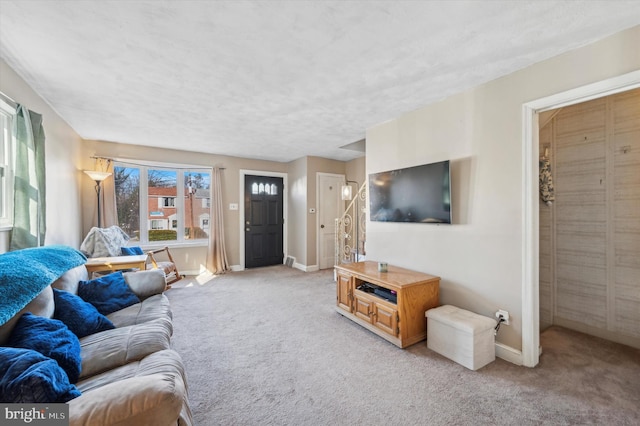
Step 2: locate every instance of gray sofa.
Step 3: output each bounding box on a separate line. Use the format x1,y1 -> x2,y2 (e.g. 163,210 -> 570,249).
0,264 -> 192,426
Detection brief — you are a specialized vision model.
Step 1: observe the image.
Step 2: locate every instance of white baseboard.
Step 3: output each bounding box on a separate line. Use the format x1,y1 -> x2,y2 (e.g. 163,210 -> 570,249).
495,342 -> 523,366
230,264 -> 243,272
293,263 -> 319,272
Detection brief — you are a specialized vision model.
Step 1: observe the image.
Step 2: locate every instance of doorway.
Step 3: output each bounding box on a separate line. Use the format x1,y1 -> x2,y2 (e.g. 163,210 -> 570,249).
239,170 -> 287,270
317,173 -> 345,269
521,70 -> 640,367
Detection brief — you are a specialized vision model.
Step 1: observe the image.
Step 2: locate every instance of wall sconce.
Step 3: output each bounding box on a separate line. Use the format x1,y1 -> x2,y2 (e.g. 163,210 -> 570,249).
341,184 -> 353,201
84,169 -> 112,228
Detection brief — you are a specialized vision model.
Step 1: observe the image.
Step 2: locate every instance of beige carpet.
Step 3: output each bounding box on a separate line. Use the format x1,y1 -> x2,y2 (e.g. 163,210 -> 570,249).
166,266 -> 640,426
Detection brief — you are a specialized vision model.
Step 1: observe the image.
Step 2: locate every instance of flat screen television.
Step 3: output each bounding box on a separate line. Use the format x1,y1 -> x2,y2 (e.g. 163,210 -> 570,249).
368,160 -> 451,224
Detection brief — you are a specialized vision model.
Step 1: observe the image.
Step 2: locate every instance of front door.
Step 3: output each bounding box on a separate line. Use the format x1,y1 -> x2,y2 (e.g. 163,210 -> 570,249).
244,175 -> 284,268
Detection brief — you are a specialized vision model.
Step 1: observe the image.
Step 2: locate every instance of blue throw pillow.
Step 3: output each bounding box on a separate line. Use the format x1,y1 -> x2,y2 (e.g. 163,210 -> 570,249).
0,347 -> 81,403
120,246 -> 144,255
53,288 -> 115,338
78,271 -> 140,316
7,313 -> 82,384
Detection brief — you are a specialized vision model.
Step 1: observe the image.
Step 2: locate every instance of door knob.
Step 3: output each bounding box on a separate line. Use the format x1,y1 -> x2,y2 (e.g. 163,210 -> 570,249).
246,228 -> 250,231
320,224 -> 325,228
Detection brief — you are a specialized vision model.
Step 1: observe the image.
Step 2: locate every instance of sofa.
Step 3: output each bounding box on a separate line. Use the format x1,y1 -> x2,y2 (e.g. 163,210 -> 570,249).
0,246 -> 192,426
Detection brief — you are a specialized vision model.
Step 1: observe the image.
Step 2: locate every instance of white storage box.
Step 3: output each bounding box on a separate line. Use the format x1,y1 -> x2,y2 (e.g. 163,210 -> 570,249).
426,305 -> 497,370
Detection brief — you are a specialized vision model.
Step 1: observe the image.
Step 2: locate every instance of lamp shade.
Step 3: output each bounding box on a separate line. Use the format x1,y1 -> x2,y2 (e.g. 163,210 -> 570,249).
83,170 -> 111,182
341,184 -> 353,201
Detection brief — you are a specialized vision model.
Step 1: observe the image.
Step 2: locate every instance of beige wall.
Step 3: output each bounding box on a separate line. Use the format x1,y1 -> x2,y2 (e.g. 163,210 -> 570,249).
345,156 -> 365,189
82,140 -> 288,270
365,25 -> 640,351
287,157 -> 307,265
0,59 -> 84,253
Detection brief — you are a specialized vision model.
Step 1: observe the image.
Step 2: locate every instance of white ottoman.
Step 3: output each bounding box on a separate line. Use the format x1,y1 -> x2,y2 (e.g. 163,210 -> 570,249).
426,305 -> 497,370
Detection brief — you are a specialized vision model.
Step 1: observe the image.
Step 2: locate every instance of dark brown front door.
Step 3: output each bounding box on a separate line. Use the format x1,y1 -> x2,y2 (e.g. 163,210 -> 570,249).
244,175 -> 284,268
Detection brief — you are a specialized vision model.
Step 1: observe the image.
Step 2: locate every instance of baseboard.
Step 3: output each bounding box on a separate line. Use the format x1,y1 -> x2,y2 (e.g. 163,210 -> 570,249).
293,263 -> 319,272
230,264 -> 243,272
180,269 -> 201,276
495,342 -> 523,366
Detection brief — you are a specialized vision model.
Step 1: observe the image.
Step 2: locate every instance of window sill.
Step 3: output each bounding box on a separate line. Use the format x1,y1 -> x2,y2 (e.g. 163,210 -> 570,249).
131,241 -> 209,251
0,225 -> 12,232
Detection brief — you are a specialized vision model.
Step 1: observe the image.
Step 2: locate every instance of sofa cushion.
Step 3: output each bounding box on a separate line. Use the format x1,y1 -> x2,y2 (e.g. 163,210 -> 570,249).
50,264 -> 89,294
7,312 -> 82,384
78,272 -> 140,315
0,286 -> 54,346
123,269 -> 167,300
71,350 -> 192,426
0,347 -> 81,403
78,318 -> 172,379
107,294 -> 173,329
53,288 -> 115,338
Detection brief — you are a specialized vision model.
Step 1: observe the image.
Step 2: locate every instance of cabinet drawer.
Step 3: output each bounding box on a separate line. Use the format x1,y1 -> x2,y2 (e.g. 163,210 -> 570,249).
353,291 -> 374,322
373,302 -> 398,336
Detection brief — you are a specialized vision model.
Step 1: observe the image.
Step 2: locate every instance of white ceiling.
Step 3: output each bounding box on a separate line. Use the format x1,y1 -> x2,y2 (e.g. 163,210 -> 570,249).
1,1 -> 639,162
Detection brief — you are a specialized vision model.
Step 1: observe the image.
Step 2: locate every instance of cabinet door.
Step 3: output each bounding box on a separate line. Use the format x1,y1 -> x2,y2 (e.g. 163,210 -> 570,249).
336,273 -> 352,312
353,292 -> 374,323
373,302 -> 399,336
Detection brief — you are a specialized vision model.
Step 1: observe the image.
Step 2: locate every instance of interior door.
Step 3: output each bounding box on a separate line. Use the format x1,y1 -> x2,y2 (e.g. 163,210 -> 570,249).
318,173 -> 345,269
245,175 -> 284,268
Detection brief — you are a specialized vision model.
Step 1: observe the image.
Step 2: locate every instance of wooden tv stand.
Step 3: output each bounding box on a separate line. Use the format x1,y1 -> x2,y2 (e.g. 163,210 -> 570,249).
335,261 -> 440,348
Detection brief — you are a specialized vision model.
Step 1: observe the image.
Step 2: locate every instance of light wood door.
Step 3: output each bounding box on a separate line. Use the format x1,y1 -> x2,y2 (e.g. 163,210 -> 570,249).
545,88 -> 640,348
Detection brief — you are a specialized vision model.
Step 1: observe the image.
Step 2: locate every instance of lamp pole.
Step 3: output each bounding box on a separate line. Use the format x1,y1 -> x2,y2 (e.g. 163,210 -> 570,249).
84,170 -> 112,228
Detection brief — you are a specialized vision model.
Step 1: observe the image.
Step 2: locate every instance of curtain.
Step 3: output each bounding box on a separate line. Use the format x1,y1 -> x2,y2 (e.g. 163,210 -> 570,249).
10,106 -> 46,250
99,159 -> 118,228
206,167 -> 230,274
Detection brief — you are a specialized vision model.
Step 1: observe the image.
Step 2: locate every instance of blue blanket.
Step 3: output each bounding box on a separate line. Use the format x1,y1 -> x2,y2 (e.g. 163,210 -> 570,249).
0,246 -> 86,324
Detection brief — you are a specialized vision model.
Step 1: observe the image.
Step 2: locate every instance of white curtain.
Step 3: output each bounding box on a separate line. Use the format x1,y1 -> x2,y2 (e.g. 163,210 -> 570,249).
206,167 -> 230,274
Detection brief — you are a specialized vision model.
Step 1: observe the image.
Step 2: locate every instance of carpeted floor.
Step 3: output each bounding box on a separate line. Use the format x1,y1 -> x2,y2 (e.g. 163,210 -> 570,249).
166,266 -> 640,426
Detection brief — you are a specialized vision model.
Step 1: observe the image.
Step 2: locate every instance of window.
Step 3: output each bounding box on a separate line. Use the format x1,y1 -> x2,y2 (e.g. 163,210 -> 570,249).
114,162 -> 211,244
0,96 -> 16,228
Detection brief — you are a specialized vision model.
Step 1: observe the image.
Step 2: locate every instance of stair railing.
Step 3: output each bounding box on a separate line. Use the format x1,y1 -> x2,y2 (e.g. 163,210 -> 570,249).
335,182 -> 367,266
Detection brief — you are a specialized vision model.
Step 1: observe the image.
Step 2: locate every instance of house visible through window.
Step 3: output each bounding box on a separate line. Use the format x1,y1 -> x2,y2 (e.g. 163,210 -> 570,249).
114,162 -> 211,244
0,95 -> 16,228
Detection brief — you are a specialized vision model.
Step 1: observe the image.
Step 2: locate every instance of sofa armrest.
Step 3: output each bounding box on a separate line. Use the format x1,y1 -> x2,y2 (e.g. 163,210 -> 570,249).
123,269 -> 166,299
69,373 -> 185,426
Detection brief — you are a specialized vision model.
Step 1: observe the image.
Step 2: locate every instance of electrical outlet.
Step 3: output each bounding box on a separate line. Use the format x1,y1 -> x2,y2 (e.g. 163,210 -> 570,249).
495,310 -> 510,325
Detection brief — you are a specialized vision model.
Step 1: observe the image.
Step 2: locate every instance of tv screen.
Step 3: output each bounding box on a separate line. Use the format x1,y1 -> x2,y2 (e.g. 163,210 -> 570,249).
368,160 -> 451,224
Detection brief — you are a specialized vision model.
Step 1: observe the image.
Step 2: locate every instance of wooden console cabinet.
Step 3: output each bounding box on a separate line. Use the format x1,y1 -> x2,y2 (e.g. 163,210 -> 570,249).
335,261 -> 440,348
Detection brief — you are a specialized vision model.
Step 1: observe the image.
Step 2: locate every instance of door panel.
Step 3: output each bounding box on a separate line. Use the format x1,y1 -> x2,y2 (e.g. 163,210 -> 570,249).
245,175 -> 284,268
318,174 -> 345,269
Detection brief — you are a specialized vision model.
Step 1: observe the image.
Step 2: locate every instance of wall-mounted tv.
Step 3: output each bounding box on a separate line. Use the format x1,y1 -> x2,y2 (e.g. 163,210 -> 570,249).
369,160 -> 451,224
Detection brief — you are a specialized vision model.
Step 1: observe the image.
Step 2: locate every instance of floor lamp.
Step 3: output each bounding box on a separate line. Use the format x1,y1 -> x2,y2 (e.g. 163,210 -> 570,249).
84,170 -> 112,228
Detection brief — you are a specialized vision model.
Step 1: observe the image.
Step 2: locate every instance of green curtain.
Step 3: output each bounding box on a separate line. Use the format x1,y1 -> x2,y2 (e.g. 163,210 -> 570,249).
10,105 -> 46,250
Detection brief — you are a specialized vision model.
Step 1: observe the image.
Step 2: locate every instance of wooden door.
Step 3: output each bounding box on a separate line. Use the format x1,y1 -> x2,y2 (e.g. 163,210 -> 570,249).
318,173 -> 345,269
336,272 -> 352,312
244,175 -> 284,268
373,302 -> 399,337
546,88 -> 640,348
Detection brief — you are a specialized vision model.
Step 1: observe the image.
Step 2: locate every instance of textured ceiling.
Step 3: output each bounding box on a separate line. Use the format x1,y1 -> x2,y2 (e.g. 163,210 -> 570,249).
1,1 -> 639,162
